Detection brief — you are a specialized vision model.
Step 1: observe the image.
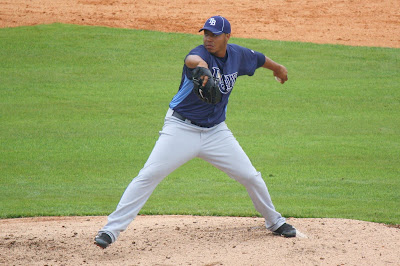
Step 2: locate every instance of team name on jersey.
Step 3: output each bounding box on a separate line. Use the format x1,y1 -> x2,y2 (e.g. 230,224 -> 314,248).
212,67 -> 238,94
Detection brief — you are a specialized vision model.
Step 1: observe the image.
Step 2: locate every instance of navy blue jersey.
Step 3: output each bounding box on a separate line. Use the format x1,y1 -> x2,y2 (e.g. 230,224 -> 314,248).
169,43 -> 265,127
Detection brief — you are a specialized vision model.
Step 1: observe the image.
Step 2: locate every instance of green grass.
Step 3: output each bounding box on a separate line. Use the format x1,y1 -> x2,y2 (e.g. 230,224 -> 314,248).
1,24 -> 399,224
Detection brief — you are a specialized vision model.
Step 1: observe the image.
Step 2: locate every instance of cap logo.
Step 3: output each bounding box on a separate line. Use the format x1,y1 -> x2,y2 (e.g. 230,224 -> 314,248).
209,18 -> 216,26
199,16 -> 230,35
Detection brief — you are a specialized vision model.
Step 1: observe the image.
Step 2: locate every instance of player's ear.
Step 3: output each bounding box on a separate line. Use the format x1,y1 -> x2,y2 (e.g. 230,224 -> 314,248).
225,33 -> 231,41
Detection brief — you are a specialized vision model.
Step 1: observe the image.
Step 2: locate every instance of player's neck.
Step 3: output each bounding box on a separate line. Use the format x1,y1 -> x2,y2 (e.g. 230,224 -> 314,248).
215,51 -> 228,63
213,49 -> 227,58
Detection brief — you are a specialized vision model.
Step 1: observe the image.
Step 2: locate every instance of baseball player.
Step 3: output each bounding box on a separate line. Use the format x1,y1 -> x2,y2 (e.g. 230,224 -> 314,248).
95,15 -> 295,249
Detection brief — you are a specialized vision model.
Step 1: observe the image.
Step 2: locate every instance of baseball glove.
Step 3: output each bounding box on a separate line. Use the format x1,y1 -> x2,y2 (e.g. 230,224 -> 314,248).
192,66 -> 222,104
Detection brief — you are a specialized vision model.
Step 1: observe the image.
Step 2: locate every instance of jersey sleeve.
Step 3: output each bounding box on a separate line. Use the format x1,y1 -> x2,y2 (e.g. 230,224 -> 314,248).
255,51 -> 266,68
234,45 -> 265,76
183,45 -> 211,79
185,45 -> 211,68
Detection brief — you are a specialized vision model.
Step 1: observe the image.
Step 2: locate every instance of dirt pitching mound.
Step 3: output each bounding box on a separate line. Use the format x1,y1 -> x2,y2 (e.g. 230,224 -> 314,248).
1,216 -> 399,265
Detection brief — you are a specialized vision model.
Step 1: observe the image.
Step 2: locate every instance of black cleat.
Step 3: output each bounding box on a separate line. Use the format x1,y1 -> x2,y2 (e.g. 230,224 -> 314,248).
273,223 -> 296,238
94,233 -> 112,249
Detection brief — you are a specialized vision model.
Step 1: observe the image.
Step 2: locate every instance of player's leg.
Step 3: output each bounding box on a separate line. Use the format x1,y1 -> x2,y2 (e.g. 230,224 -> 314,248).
98,115 -> 201,243
198,122 -> 286,231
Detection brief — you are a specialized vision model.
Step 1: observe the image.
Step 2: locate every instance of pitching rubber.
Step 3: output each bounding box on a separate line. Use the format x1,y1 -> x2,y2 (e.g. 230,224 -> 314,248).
295,229 -> 308,238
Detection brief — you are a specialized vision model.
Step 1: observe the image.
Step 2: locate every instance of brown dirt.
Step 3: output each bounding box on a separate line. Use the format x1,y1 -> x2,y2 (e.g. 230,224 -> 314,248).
0,0 -> 399,47
1,0 -> 400,265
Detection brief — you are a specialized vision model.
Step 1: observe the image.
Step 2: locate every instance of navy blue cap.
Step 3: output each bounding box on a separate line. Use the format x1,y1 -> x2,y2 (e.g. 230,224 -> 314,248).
199,16 -> 231,35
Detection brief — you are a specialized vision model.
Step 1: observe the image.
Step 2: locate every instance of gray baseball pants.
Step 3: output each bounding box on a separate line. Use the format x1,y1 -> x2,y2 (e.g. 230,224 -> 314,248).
99,108 -> 286,242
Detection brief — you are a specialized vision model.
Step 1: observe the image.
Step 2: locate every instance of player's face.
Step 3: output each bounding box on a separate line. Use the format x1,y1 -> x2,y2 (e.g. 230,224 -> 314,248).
203,30 -> 230,57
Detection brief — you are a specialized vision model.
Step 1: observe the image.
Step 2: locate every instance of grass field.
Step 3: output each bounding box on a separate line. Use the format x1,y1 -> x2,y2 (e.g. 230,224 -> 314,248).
1,24 -> 399,224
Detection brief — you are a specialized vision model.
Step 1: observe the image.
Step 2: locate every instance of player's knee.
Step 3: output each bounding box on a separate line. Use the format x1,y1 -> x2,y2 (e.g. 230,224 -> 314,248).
135,168 -> 166,185
234,171 -> 262,186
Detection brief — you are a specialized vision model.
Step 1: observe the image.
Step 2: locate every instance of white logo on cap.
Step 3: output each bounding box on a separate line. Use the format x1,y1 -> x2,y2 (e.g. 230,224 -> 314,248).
209,18 -> 216,26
